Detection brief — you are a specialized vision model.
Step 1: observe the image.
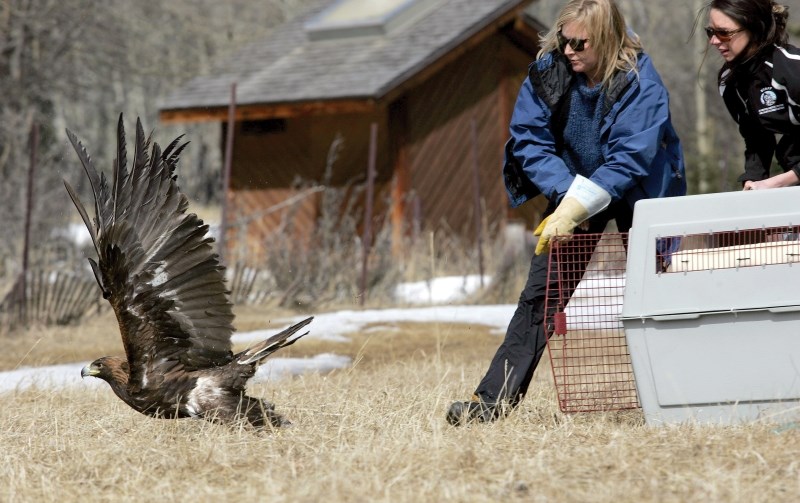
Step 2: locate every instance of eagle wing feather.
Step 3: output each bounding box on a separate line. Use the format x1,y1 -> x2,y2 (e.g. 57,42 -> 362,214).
66,114 -> 235,391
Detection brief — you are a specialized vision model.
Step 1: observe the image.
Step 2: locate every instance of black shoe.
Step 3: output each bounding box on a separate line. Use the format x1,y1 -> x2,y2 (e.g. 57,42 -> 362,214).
446,397 -> 496,426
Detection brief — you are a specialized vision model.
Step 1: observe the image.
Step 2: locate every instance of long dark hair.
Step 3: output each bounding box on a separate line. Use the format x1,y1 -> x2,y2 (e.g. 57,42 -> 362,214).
708,0 -> 789,53
694,0 -> 790,81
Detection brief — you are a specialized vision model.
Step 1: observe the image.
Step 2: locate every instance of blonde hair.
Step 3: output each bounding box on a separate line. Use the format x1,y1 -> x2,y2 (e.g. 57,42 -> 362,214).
537,0 -> 642,88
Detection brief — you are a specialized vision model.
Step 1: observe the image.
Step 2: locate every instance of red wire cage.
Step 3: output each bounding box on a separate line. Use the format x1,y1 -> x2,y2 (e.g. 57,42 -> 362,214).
544,232 -> 639,413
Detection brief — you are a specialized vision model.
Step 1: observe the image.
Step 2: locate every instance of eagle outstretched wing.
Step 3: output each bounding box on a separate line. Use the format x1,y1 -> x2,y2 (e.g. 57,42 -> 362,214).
65,114 -> 235,391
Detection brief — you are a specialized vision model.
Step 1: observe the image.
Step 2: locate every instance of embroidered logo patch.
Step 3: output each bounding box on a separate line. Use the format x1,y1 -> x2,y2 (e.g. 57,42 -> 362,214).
757,87 -> 784,115
760,90 -> 777,107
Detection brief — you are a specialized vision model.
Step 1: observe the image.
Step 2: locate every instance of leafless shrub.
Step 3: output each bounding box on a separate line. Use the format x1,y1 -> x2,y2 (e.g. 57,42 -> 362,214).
257,186 -> 537,309
259,181 -> 399,309
231,138 -> 532,310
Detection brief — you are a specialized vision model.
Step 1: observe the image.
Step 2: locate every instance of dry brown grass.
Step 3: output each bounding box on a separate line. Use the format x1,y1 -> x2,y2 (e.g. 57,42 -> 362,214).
2,309 -> 122,369
2,310 -> 799,502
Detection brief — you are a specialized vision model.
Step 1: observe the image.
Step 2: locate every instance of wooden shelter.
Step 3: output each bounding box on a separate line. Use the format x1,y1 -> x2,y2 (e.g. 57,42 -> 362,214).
159,0 -> 547,263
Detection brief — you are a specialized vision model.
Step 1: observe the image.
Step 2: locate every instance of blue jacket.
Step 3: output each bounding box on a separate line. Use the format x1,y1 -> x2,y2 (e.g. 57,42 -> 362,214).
503,51 -> 686,209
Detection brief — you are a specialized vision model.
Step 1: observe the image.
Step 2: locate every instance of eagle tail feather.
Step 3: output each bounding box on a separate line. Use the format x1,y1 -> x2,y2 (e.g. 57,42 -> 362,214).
237,316 -> 314,366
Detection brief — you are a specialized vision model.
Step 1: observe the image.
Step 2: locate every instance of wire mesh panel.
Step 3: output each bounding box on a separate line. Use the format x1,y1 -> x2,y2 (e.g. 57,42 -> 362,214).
544,232 -> 639,413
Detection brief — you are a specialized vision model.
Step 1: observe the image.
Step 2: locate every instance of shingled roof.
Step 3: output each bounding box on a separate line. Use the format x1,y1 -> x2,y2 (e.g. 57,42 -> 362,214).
159,0 -> 538,118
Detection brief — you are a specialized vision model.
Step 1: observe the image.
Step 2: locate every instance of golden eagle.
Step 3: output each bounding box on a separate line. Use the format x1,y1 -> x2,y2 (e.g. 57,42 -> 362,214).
65,114 -> 311,428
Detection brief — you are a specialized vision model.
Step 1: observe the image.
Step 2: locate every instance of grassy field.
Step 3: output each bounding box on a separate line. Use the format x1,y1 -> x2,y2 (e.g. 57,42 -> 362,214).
1,306 -> 799,502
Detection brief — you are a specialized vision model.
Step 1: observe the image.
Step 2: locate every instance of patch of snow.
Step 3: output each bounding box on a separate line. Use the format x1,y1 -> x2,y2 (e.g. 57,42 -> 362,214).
0,275 -> 626,394
1,305 -> 517,394
0,354 -> 352,394
0,363 -> 104,394
393,275 -> 489,304
250,353 -> 352,383
51,222 -> 92,247
234,304 -> 517,347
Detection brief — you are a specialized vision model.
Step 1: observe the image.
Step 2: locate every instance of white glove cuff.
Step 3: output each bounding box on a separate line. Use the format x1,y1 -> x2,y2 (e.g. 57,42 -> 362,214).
565,175 -> 612,218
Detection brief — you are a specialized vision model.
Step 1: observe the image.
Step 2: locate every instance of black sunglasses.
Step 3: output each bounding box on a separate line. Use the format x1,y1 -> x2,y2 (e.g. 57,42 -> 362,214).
704,26 -> 744,42
557,31 -> 589,52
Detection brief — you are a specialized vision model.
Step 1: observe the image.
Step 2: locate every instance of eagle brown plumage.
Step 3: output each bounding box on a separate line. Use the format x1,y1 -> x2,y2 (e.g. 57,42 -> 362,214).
66,114 -> 312,428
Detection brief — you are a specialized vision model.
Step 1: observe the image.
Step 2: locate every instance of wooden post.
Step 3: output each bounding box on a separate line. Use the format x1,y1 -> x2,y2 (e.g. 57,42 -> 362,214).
16,122 -> 38,318
360,122 -> 378,306
471,118 -> 485,287
694,0 -> 710,193
390,100 -> 409,257
412,193 -> 421,247
219,82 -> 237,266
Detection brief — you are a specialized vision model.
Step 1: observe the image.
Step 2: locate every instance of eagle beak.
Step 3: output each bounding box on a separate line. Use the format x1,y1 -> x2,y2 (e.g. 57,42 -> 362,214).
81,364 -> 98,378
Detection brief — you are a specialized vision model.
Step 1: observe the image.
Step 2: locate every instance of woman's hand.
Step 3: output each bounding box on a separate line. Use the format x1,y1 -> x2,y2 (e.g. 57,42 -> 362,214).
743,170 -> 800,190
743,179 -> 771,190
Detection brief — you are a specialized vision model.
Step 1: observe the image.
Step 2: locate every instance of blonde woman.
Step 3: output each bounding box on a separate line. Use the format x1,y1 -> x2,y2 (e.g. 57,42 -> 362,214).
447,0 -> 686,425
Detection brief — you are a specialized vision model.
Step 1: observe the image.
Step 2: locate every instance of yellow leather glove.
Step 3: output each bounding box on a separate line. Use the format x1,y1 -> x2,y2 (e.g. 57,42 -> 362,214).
533,197 -> 589,255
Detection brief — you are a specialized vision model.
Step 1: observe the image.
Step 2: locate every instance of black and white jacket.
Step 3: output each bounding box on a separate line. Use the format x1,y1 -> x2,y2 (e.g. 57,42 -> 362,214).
719,43 -> 800,183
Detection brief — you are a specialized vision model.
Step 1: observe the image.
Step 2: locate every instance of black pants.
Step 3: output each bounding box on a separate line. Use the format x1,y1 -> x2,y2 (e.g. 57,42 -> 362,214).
474,201 -> 633,408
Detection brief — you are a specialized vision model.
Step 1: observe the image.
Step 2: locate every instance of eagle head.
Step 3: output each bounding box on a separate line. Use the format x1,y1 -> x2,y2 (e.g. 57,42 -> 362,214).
81,356 -> 129,385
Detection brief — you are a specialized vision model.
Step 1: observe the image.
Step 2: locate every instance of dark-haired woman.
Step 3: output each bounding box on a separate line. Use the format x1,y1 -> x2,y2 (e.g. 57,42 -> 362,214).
704,0 -> 800,190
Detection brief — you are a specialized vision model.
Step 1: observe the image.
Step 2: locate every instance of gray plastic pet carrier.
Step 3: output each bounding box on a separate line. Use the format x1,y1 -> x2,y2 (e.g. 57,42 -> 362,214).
621,187 -> 800,425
